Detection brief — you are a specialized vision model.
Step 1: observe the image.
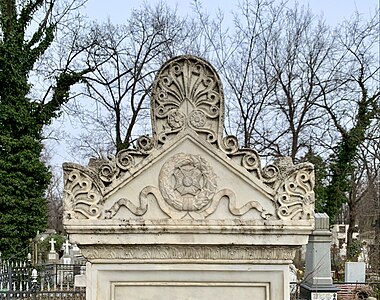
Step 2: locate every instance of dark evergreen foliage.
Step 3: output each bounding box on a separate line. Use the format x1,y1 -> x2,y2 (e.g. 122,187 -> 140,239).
0,0 -> 86,259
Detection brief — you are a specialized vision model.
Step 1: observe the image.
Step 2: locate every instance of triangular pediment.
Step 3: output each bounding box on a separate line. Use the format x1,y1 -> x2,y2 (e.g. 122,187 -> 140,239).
63,55 -> 315,231
106,130 -> 273,198
101,131 -> 276,221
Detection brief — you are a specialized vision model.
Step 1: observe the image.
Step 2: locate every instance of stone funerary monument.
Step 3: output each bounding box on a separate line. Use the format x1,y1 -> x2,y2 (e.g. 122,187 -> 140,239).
63,55 -> 315,300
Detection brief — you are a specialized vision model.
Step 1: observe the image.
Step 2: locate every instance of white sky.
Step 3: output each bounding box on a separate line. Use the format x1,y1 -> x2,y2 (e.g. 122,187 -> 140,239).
48,0 -> 379,168
82,0 -> 379,26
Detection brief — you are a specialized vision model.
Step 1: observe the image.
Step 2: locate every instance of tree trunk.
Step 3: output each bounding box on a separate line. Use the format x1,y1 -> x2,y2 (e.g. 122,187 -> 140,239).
346,200 -> 358,261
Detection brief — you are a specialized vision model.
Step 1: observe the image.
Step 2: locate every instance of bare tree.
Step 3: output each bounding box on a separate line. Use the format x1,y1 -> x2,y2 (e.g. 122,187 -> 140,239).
61,2 -> 194,159
193,0 -> 336,161
46,166 -> 64,233
318,11 -> 380,259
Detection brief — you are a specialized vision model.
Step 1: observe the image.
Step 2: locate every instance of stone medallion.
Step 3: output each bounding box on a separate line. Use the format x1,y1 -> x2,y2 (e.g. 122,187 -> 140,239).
159,153 -> 217,211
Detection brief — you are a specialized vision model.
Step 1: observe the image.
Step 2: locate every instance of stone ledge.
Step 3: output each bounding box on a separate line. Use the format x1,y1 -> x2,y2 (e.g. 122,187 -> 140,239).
80,244 -> 298,263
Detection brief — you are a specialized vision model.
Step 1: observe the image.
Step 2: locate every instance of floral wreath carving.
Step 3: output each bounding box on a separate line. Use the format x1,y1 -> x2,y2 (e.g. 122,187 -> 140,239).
159,153 -> 217,211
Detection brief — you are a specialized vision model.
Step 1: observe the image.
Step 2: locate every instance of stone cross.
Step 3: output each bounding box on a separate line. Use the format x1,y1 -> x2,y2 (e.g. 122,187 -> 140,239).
49,238 -> 56,252
63,240 -> 71,254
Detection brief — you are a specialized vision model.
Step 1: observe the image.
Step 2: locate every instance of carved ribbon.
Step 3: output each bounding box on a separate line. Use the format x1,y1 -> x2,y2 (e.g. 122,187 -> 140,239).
105,187 -> 271,220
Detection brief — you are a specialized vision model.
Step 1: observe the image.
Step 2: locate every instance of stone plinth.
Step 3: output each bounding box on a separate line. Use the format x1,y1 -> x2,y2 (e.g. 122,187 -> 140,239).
47,251 -> 59,263
63,55 -> 315,300
301,213 -> 337,299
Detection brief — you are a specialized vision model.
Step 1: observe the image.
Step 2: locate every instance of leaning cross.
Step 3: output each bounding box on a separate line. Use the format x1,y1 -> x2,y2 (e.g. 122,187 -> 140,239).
49,238 -> 56,252
63,240 -> 71,254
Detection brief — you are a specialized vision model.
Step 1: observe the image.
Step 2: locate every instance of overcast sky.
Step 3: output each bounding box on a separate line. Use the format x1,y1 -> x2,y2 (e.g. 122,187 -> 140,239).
82,0 -> 379,26
48,0 -> 379,167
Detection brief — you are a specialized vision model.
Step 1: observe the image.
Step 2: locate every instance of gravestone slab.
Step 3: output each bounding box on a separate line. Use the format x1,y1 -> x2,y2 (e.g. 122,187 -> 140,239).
345,262 -> 366,283
47,238 -> 59,263
311,293 -> 337,300
63,55 -> 315,300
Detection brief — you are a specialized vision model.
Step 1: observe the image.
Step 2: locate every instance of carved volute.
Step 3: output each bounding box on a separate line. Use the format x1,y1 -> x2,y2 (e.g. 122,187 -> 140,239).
62,55 -> 316,300
63,55 -> 315,261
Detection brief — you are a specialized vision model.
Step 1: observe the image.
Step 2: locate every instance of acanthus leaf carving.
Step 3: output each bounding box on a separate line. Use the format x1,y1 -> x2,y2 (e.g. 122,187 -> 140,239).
273,157 -> 315,220
151,56 -> 224,147
63,165 -> 103,220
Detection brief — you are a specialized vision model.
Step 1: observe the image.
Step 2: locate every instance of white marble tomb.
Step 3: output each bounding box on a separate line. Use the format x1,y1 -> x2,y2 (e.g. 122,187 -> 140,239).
63,55 -> 315,300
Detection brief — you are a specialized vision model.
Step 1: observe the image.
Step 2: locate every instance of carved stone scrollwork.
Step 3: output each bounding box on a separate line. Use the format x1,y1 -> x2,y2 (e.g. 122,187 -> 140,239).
151,56 -> 224,146
137,135 -> 154,152
83,148 -> 151,188
219,135 -> 239,154
106,153 -> 272,220
63,167 -> 103,220
227,148 -> 280,187
99,162 -> 118,183
115,150 -> 134,170
261,165 -> 280,184
273,157 -> 315,220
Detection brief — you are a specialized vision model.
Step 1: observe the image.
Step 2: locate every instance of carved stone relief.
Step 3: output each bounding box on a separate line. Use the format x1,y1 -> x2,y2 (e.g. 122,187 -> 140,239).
64,152 -> 313,222
103,152 -> 270,220
80,245 -> 297,262
63,55 -> 315,300
63,55 -> 314,224
151,56 -> 224,147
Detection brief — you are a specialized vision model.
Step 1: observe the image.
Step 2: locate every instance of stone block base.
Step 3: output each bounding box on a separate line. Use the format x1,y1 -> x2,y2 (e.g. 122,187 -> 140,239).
86,263 -> 290,300
300,283 -> 338,300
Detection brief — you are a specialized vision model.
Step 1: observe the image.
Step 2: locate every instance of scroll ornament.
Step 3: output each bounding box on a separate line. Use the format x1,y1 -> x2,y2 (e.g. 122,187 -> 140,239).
273,157 -> 315,220
63,168 -> 103,220
105,153 -> 271,220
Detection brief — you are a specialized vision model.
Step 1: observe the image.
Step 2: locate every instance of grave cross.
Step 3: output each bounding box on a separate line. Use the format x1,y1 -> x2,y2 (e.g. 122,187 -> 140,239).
49,238 -> 56,252
63,240 -> 71,254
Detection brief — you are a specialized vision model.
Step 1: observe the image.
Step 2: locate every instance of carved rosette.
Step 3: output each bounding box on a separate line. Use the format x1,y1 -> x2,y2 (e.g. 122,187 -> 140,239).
151,56 -> 224,146
159,153 -> 217,211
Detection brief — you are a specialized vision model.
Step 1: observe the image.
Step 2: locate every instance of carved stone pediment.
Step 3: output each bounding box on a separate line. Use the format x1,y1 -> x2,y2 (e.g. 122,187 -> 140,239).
64,130 -> 314,224
63,55 -> 315,259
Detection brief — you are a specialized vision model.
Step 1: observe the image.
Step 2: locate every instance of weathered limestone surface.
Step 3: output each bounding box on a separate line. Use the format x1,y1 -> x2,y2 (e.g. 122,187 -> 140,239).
301,213 -> 337,299
63,55 -> 315,300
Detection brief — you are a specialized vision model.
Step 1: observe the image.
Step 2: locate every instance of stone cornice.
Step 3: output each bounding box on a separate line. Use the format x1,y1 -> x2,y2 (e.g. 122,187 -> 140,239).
80,244 -> 298,263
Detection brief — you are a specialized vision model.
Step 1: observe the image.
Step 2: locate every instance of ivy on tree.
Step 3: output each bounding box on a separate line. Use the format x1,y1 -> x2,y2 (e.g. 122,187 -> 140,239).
0,0 -> 88,259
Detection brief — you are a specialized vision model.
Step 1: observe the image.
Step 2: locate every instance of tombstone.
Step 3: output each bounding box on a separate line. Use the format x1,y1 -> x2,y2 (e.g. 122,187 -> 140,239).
74,265 -> 86,288
71,244 -> 85,265
300,213 -> 338,300
61,240 -> 72,265
47,238 -> 59,263
345,262 -> 366,283
63,55 -> 315,300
